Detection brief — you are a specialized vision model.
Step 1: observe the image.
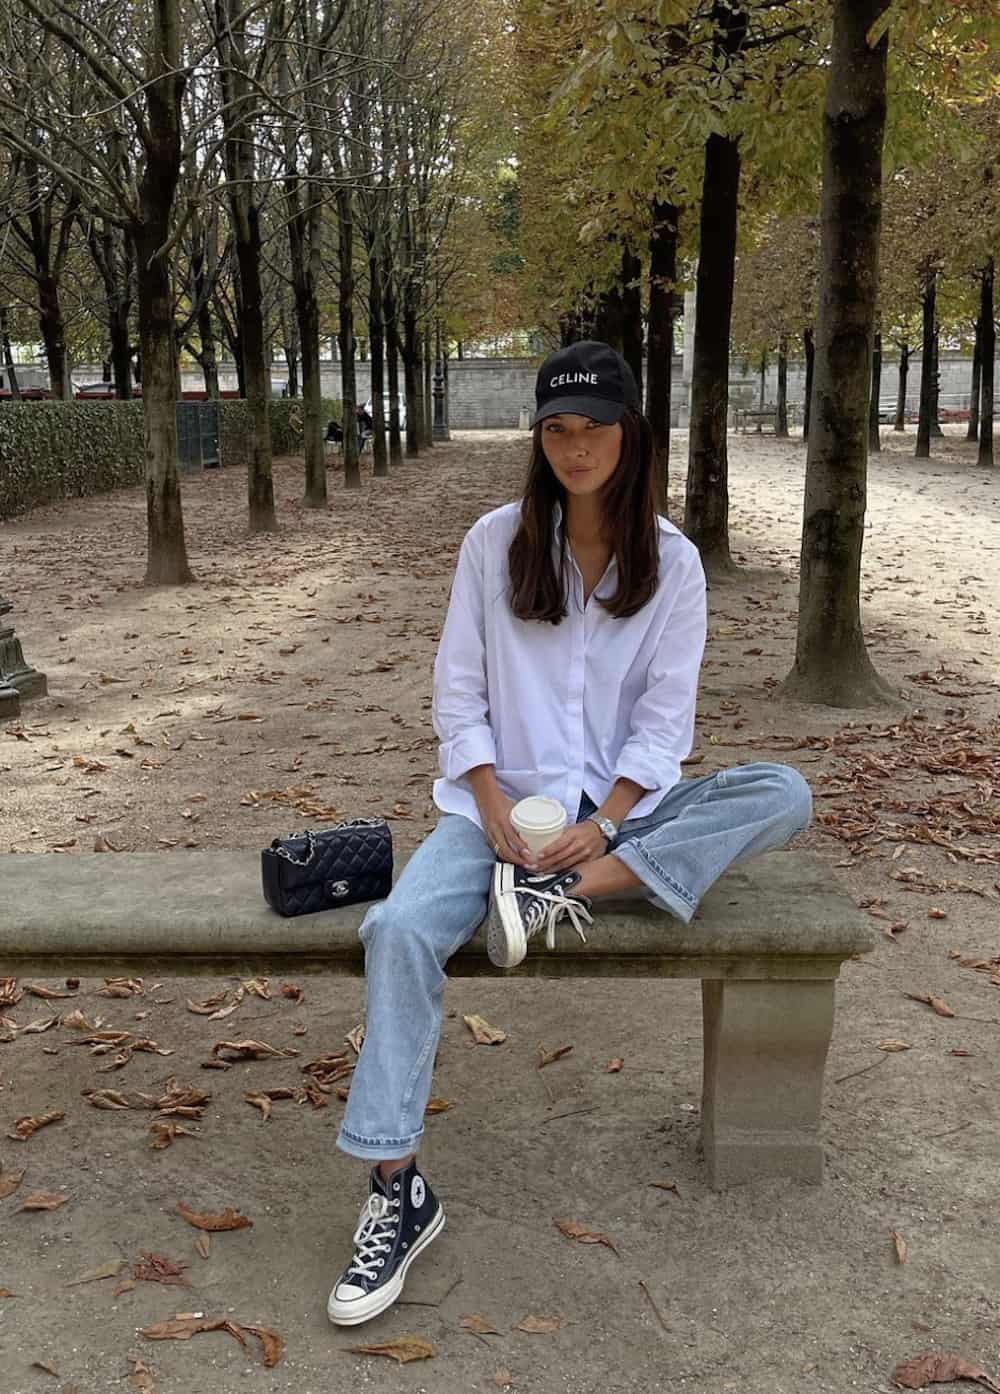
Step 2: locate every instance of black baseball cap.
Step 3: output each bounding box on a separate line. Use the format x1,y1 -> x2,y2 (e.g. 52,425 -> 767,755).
529,340 -> 640,428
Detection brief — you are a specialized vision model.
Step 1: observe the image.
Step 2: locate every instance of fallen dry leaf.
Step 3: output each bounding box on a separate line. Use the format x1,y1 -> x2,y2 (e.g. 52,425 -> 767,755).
61,1009 -> 103,1030
195,1233 -> 211,1260
280,983 -> 304,1003
0,1286 -> 16,1297
0,978 -> 22,1006
186,992 -> 229,1015
141,1315 -> 282,1368
149,1122 -> 199,1149
133,1253 -> 191,1287
346,1335 -> 435,1364
211,1039 -> 299,1061
493,1369 -> 514,1389
31,1358 -> 59,1376
345,1022 -> 365,1054
65,1258 -> 129,1286
424,1097 -> 450,1115
515,1313 -> 565,1334
554,1218 -> 620,1255
8,1110 -> 65,1141
892,1350 -> 1000,1390
537,1044 -> 573,1069
20,1191 -> 67,1211
649,1180 -> 680,1196
927,908 -> 948,920
606,1058 -> 624,1073
878,1040 -> 913,1052
905,993 -> 955,1018
129,1355 -> 156,1392
24,983 -> 74,1000
463,1014 -> 507,1046
97,977 -> 145,998
0,1165 -> 26,1198
175,1203 -> 252,1233
891,1230 -> 908,1265
461,1314 -> 500,1335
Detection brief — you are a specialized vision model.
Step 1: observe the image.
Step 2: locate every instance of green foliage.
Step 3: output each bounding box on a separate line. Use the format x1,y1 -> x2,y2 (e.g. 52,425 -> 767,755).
0,398 -> 343,520
0,401 -> 145,519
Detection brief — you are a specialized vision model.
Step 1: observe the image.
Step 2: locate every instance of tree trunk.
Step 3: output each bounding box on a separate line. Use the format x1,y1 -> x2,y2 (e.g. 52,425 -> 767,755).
930,318 -> 943,436
621,245 -> 644,405
1,307 -> 21,398
336,183 -> 360,488
286,188 -> 325,506
133,0 -> 192,586
422,324 -> 433,448
781,0 -> 892,708
402,294 -> 420,457
196,301 -> 219,400
916,274 -> 935,458
775,336 -> 788,436
684,132 -> 741,573
38,275 -> 71,399
369,248 -> 388,477
869,330 -> 882,453
803,326 -> 814,440
647,199 -> 678,499
684,3 -> 747,574
383,264 -> 403,468
978,257 -> 994,469
894,341 -> 908,430
234,208 -> 277,528
967,308 -> 982,441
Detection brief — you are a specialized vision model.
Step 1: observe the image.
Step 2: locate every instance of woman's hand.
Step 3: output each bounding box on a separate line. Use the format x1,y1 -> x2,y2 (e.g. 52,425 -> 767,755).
531,819 -> 607,877
476,789 -> 535,868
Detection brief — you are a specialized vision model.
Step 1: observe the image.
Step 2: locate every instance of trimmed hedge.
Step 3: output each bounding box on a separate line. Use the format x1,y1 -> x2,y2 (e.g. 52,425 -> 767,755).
0,396 -> 343,519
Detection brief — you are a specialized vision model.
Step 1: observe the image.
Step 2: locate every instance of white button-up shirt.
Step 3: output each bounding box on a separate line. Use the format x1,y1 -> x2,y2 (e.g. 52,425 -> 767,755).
431,501 -> 707,829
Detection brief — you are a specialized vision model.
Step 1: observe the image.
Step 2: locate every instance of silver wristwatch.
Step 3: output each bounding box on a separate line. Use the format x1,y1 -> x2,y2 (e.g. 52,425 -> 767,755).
586,814 -> 618,847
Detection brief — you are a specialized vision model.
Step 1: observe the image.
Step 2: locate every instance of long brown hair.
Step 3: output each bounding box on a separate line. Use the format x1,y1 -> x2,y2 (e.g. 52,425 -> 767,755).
507,408 -> 662,624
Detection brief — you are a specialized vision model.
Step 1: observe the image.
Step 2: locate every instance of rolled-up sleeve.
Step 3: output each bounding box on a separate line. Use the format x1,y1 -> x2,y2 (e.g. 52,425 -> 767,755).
432,522 -> 497,782
613,551 -> 707,794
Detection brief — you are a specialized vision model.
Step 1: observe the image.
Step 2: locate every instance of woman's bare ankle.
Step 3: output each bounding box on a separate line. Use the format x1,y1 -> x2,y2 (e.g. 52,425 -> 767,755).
377,1154 -> 415,1182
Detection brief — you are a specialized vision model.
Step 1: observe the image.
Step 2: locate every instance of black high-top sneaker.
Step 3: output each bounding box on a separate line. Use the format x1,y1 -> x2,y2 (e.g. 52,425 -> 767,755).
487,861 -> 594,969
327,1158 -> 445,1326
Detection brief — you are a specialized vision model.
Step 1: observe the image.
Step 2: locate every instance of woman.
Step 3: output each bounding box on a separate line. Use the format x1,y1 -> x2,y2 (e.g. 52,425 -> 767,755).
327,341 -> 812,1327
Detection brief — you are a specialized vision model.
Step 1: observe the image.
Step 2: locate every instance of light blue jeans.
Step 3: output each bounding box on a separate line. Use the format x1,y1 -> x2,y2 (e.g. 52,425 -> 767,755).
338,761 -> 812,1161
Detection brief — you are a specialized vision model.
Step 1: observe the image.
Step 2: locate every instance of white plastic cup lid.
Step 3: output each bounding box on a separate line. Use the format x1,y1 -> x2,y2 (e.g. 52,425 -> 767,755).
511,796 -> 567,831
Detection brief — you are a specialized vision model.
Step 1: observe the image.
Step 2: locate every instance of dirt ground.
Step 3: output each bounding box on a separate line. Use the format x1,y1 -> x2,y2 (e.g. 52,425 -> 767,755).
1,426 -> 999,1394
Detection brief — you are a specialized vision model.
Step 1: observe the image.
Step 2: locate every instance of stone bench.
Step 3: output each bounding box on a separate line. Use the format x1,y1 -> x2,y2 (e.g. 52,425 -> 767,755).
0,849 -> 874,1188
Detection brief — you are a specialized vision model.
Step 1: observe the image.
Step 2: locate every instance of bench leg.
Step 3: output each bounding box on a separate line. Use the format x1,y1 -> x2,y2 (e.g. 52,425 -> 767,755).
700,978 -> 834,1187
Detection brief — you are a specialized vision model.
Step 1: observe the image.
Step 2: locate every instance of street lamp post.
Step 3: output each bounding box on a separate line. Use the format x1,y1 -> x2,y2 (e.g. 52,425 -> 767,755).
0,597 -> 47,718
432,316 -> 450,441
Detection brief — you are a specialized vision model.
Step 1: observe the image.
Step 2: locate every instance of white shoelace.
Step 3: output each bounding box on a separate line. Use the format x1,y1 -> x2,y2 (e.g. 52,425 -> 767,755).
516,883 -> 594,950
346,1193 -> 400,1281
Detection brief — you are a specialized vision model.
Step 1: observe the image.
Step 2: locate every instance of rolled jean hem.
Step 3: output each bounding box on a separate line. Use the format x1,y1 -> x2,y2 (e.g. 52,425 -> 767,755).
336,1125 -> 424,1163
611,842 -> 697,925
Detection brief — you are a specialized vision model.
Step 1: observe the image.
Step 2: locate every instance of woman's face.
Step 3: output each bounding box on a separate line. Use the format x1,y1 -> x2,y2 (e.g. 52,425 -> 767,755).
540,414 -> 623,500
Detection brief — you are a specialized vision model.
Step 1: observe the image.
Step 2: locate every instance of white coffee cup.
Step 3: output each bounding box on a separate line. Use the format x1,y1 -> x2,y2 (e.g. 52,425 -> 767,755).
510,796 -> 568,853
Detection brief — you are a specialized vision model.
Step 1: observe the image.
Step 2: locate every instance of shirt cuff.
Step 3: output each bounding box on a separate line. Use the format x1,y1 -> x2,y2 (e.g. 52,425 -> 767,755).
613,747 -> 679,796
439,725 -> 497,783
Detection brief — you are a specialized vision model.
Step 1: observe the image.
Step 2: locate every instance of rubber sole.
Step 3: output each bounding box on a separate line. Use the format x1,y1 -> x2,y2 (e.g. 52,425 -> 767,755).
486,862 -> 526,969
327,1203 -> 446,1326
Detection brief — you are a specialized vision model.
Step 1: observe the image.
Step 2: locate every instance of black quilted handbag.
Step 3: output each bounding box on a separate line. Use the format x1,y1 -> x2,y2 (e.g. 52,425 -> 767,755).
261,817 -> 393,918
